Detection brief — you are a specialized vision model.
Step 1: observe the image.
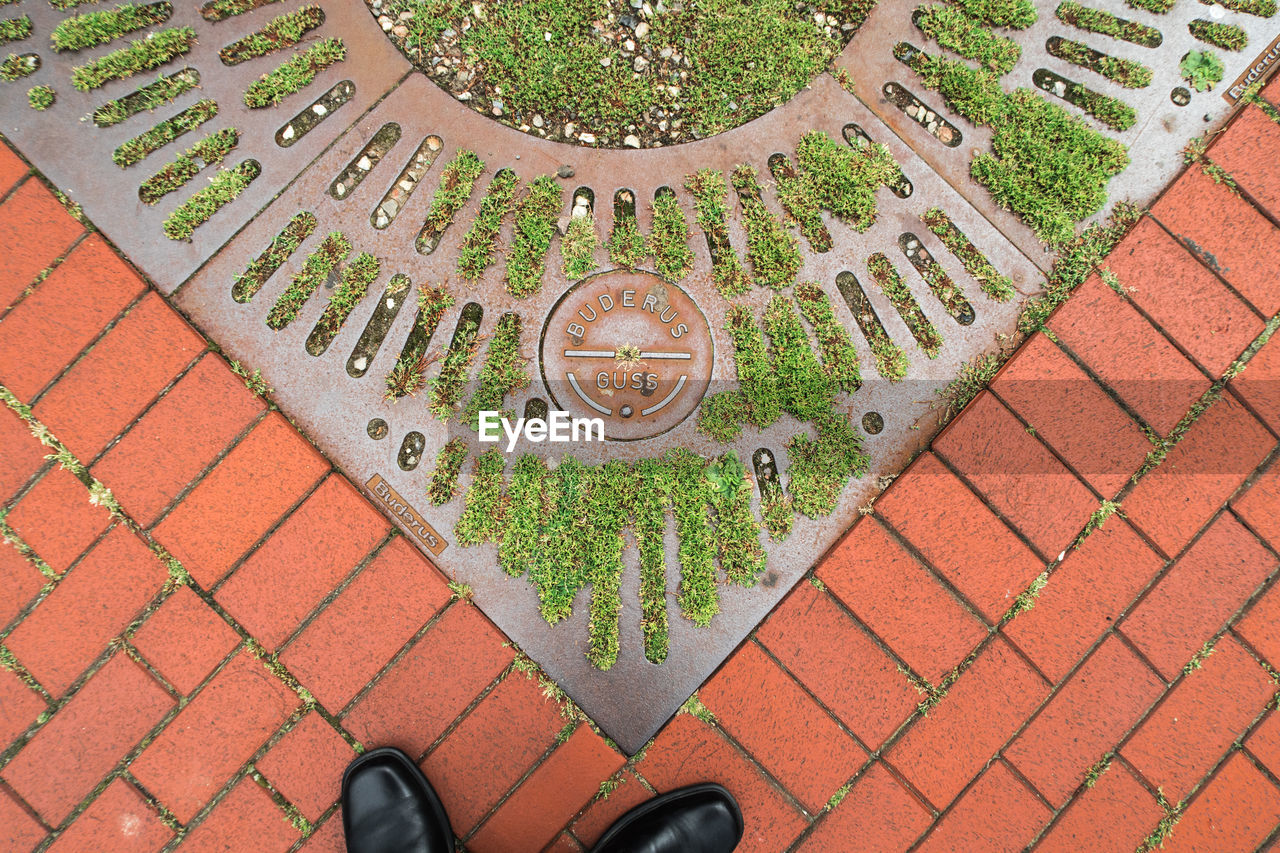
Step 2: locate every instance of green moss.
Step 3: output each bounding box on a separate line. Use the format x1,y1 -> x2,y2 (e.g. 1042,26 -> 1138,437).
1049,37 -> 1152,88
758,473 -> 794,541
112,98 -> 217,167
530,457 -> 589,623
725,305 -> 781,428
429,312 -> 481,419
1181,49 -> 1225,91
49,0 -> 105,8
504,175 -> 562,297
243,37 -> 346,108
456,168 -> 518,280
794,281 -> 861,392
922,208 -> 1015,301
730,164 -> 801,289
200,0 -> 284,21
1188,19 -> 1247,51
1047,75 -> 1137,132
776,131 -> 899,243
1198,0 -> 1275,16
707,452 -> 765,586
900,46 -> 1128,248
52,2 -> 172,52
233,210 -> 317,303
92,67 -> 198,127
0,52 -> 38,81
27,84 -> 54,110
686,168 -> 751,298
464,312 -> 530,428
0,15 -> 31,45
648,190 -> 692,282
265,232 -> 350,328
946,0 -> 1038,27
385,284 -> 454,399
71,26 -> 195,90
314,251 -> 379,336
1126,0 -> 1173,12
499,455 -> 549,577
915,5 -> 1021,74
139,126 -> 239,205
1055,2 -> 1161,47
219,5 -> 324,64
561,207 -> 601,281
455,449 -> 507,546
607,197 -> 647,270
426,437 -> 468,506
764,294 -> 833,421
633,458 -> 671,664
786,412 -> 869,517
867,253 -> 942,358
697,390 -> 747,443
667,447 -> 718,627
419,149 -> 484,252
584,460 -> 630,670
937,350 -> 1002,419
162,159 -> 260,241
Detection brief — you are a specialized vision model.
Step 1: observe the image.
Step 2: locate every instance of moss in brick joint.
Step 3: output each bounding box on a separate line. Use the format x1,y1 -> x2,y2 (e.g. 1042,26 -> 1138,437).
162,159 -> 260,241
867,252 -> 943,359
455,448 -> 507,546
561,203 -> 601,281
463,312 -> 530,429
648,190 -> 693,281
113,98 -> 218,168
914,5 -> 1021,75
219,5 -> 324,65
729,164 -> 801,290
0,15 -> 31,45
52,2 -> 173,52
71,26 -> 196,91
426,437 -> 468,506
242,37 -> 346,108
456,168 -> 518,281
921,208 -> 1015,301
686,168 -> 751,298
385,283 -> 454,400
27,84 -> 54,110
265,232 -> 351,328
139,127 -> 240,205
504,175 -> 562,297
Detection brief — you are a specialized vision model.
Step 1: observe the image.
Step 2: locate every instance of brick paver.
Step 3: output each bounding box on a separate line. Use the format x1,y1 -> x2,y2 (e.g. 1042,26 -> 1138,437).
2,84 -> 1279,853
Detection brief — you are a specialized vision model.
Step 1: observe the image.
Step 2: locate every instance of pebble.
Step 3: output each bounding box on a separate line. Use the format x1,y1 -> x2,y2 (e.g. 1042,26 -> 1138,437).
624,134 -> 641,148
281,125 -> 295,140
579,132 -> 597,144
557,165 -> 575,178
427,137 -> 442,151
313,103 -> 327,116
392,24 -> 407,37
636,21 -> 649,37
564,122 -> 576,136
634,56 -> 648,71
600,56 -> 612,67
533,114 -> 544,127
378,14 -> 392,30
624,38 -> 636,51
354,356 -> 368,371
357,156 -> 372,170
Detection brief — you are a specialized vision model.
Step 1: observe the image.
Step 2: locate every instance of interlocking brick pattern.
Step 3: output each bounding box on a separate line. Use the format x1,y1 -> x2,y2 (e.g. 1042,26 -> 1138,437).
1,91 -> 1280,853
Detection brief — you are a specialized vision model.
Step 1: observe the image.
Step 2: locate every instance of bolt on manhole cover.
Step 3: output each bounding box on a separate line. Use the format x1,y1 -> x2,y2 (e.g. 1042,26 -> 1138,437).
5,0 -> 1277,753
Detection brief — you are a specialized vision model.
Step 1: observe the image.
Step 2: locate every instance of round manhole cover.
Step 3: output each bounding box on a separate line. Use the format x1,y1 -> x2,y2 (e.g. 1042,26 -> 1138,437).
540,270 -> 713,441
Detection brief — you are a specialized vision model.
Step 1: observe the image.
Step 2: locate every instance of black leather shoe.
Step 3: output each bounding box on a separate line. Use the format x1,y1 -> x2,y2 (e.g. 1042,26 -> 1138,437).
590,783 -> 743,853
341,747 -> 455,853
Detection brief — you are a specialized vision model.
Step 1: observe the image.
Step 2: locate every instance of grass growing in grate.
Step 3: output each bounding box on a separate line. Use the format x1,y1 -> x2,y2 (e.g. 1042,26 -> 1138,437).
687,168 -> 751,298
775,131 -> 899,244
463,312 -> 530,428
265,232 -> 351,327
758,472 -> 794,542
313,251 -> 379,336
419,149 -> 484,253
52,2 -> 173,52
0,15 -> 31,45
1188,19 -> 1248,51
200,0 -> 286,21
139,127 -> 239,204
725,304 -> 781,428
504,175 -> 562,297
794,281 -> 860,392
455,448 -> 506,546
868,252 -> 942,357
730,164 -> 801,290
93,67 -> 198,127
633,458 -> 671,664
585,460 -> 630,670
219,5 -> 324,65
899,45 -> 1128,247
233,211 -> 317,303
499,454 -> 549,577
112,98 -> 217,167
668,447 -> 718,627
707,452 -> 765,586
71,26 -> 195,90
1055,2 -> 1162,47
426,438 -> 469,506
764,294 -> 834,421
162,159 -> 259,240
27,85 -> 54,110
649,190 -> 692,281
243,37 -> 346,108
429,312 -> 481,418
1198,0 -> 1275,16
457,168 -> 518,280
1048,37 -> 1152,87
922,208 -> 1014,301
607,193 -> 646,270
561,207 -> 601,281
697,390 -> 747,443
948,0 -> 1038,27
531,457 -> 590,623
385,284 -> 454,399
0,52 -> 38,80
914,5 -> 1021,74
786,412 -> 869,517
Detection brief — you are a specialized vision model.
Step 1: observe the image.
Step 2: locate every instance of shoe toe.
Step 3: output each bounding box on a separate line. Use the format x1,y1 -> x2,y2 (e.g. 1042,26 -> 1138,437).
342,748 -> 454,853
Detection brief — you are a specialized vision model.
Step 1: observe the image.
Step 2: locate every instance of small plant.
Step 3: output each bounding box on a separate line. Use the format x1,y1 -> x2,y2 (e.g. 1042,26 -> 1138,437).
162,159 -> 260,241
219,5 -> 324,65
1083,753 -> 1112,788
52,3 -> 173,52
232,210 -> 316,303
1004,570 -> 1049,619
419,149 -> 484,252
1188,19 -> 1247,51
730,164 -> 801,289
785,412 -> 870,517
463,312 -> 529,429
1076,499 -> 1121,545
686,168 -> 751,298
1181,49 -> 1225,92
27,84 -> 54,110
456,168 -> 518,280
561,204 -> 600,281
139,127 -> 240,204
113,98 -> 218,167
92,67 -> 199,127
426,438 -> 468,506
648,190 -> 692,281
915,5 -> 1022,74
229,360 -> 271,396
266,232 -> 350,328
504,175 -> 561,297
607,193 -> 647,269
529,457 -> 590,624
922,208 -> 1014,301
679,692 -> 716,724
0,15 -> 31,45
243,37 -> 346,108
71,26 -> 196,90
937,351 -> 1002,420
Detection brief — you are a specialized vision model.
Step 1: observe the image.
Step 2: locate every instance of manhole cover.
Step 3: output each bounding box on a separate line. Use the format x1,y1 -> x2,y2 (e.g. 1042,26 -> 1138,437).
6,0 -> 1277,753
540,271 -> 714,440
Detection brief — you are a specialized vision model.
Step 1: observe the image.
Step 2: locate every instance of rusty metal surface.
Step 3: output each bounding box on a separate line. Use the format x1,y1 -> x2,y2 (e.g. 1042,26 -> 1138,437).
838,0 -> 1280,234
170,68 -> 1041,753
0,0 -> 407,292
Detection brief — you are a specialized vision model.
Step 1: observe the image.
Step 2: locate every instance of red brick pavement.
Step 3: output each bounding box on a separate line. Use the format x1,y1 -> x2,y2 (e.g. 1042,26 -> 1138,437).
2,94 -> 1280,853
